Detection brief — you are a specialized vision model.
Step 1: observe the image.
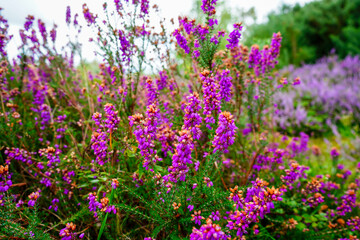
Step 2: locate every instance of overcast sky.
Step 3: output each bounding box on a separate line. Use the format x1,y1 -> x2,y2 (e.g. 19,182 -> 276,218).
1,0 -> 314,61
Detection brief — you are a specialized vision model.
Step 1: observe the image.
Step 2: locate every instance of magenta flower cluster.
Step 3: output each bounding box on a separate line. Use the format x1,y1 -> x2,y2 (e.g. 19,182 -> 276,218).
129,103 -> 162,170
201,71 -> 221,128
217,69 -> 233,102
226,23 -> 243,50
164,129 -> 194,185
212,112 -> 237,153
183,93 -> 202,140
201,0 -> 218,16
248,32 -> 282,76
227,179 -> 283,237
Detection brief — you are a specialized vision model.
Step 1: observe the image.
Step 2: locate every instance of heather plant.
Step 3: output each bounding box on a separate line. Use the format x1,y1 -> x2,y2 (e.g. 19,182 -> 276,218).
274,54 -> 360,135
0,1 -> 359,240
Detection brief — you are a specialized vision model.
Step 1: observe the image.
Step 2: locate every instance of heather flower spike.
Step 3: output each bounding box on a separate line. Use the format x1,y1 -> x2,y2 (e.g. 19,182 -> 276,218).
213,112 -> 237,153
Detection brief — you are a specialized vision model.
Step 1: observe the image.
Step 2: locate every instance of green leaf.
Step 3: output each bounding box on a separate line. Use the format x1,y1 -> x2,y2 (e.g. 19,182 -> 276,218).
297,222 -> 307,230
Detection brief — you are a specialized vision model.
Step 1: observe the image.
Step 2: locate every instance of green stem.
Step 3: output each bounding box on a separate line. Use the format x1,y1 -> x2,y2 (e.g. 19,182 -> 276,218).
97,188 -> 115,240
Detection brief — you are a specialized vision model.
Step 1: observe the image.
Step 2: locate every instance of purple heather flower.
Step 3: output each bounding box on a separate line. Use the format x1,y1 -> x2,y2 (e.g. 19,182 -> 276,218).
226,23 -> 242,49
73,13 -> 79,26
179,17 -> 195,35
40,177 -> 52,187
59,222 -> 79,240
90,104 -> 120,165
201,0 -> 218,16
4,147 -> 34,165
140,0 -> 150,16
37,19 -> 47,43
28,190 -> 41,207
38,147 -> 61,168
210,34 -> 220,45
337,189 -> 357,216
114,0 -> 123,12
194,161 -> 200,171
156,70 -> 168,91
104,103 -> 120,133
173,29 -> 190,54
194,24 -> 210,40
24,15 -> 35,31
281,161 -> 309,190
145,77 -> 159,105
194,39 -> 200,48
217,69 -> 233,102
92,112 -> 102,127
24,231 -> 35,238
50,24 -> 57,43
330,147 -> 340,158
337,164 -> 344,170
16,200 -> 24,208
257,33 -> 282,75
66,6 -> 71,25
118,30 -> 133,64
270,32 -> 282,60
188,204 -> 194,212
82,4 -> 97,26
191,211 -> 205,225
103,205 -> 117,214
201,71 -> 221,128
0,16 -> 11,56
90,130 -> 109,166
208,18 -> 218,27
156,122 -> 176,156
212,112 -> 237,153
287,132 -> 309,157
210,211 -> 220,221
165,129 -> 194,183
248,45 -> 261,76
292,77 -> 301,86
192,50 -> 200,59
129,104 -> 162,170
49,198 -> 59,212
111,179 -> 119,189
304,193 -> 324,207
203,177 -> 213,187
183,93 -> 202,140
87,193 -> 101,217
227,179 -> 283,237
347,216 -> 360,232
190,218 -> 228,240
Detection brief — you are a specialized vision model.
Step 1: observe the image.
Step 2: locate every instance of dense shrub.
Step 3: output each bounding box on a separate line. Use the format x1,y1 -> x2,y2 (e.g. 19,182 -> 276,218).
0,1 -> 359,239
274,54 -> 360,135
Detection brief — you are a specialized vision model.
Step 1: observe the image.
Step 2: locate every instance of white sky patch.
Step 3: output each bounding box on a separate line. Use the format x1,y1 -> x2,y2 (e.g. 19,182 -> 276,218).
1,0 -> 313,62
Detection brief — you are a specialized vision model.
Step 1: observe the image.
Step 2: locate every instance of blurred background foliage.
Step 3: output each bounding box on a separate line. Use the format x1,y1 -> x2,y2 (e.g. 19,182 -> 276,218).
246,0 -> 360,67
191,0 -> 360,67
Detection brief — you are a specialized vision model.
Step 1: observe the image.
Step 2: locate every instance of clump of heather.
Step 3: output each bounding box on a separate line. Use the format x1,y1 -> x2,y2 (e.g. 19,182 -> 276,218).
0,1 -> 359,239
59,222 -> 84,240
129,103 -> 162,170
183,93 -> 202,140
274,54 -> 360,133
217,69 -> 233,102
201,70 -> 221,128
212,111 -> 237,153
227,179 -> 283,237
165,128 -> 194,184
190,218 -> 228,239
